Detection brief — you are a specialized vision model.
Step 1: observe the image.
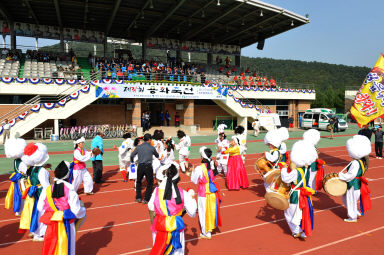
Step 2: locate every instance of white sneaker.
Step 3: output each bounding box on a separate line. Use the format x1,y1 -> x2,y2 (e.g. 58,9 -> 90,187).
344,218 -> 357,223
15,212 -> 21,216
33,235 -> 44,242
200,233 -> 211,240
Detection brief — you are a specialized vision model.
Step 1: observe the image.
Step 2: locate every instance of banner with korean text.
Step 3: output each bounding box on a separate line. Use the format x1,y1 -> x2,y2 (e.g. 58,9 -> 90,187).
350,54 -> 384,127
95,84 -> 227,100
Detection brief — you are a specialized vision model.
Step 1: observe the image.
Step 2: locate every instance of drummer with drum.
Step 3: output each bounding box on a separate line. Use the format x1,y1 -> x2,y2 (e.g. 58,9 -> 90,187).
261,129 -> 283,190
338,135 -> 372,223
281,140 -> 317,240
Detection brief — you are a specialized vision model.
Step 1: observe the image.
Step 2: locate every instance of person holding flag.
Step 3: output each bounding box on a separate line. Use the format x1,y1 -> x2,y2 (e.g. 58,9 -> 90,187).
37,161 -> 86,255
350,53 -> 384,127
339,135 -> 372,222
191,147 -> 222,239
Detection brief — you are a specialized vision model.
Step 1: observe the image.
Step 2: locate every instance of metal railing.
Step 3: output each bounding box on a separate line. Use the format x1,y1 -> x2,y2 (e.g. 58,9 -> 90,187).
0,70 -> 101,125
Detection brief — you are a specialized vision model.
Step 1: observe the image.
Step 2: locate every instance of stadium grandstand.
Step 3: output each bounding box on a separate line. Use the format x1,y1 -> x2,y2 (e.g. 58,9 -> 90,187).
0,0 -> 314,139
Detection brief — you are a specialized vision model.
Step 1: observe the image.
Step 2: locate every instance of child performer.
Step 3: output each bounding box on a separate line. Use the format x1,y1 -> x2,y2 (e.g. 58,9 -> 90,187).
277,127 -> 289,163
148,163 -> 197,255
303,129 -> 325,191
215,133 -> 229,176
281,140 -> 317,240
152,130 -> 165,176
175,130 -> 191,173
20,143 -> 50,241
191,147 -> 222,239
4,138 -> 28,216
38,161 -> 86,255
339,135 -> 372,222
234,125 -> 247,163
72,137 -> 94,194
118,133 -> 134,182
156,139 -> 178,182
224,137 -> 249,190
217,121 -> 227,137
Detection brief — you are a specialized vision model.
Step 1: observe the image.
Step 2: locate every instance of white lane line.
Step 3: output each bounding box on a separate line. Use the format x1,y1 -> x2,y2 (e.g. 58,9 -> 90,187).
2,194 -> 384,248
293,226 -> 384,255
118,195 -> 384,255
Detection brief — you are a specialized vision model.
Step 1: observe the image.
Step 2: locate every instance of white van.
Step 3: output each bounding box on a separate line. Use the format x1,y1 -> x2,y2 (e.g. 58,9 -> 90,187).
301,108 -> 348,131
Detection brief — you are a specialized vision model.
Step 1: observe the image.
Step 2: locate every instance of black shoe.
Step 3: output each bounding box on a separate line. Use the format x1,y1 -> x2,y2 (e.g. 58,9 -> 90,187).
136,198 -> 142,203
142,200 -> 149,204
95,180 -> 105,184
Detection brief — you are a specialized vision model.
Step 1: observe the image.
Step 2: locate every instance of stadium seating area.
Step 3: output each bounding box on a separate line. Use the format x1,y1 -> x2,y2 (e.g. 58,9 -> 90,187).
0,59 -> 20,78
0,47 -> 277,86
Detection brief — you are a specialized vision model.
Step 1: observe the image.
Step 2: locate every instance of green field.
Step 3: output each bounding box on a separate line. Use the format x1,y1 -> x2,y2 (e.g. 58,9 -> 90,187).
0,125 -> 362,175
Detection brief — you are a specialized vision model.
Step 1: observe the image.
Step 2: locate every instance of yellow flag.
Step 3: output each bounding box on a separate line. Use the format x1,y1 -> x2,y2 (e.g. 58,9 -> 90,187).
350,54 -> 384,127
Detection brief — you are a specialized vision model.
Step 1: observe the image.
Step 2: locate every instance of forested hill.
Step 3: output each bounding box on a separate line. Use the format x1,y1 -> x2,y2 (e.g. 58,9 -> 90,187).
41,42 -> 370,109
241,57 -> 370,109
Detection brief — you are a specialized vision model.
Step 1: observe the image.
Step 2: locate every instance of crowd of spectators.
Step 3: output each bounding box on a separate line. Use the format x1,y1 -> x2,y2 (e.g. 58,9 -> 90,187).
0,48 -> 22,61
24,48 -> 83,79
92,51 -> 206,82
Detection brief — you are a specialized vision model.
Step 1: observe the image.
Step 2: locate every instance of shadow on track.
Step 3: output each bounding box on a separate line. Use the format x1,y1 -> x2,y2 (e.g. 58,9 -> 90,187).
0,222 -> 25,248
77,221 -> 114,254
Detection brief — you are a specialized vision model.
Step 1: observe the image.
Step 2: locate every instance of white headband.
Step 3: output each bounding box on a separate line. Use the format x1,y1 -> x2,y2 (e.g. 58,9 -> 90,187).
200,146 -> 210,160
232,136 -> 240,145
74,137 -> 85,145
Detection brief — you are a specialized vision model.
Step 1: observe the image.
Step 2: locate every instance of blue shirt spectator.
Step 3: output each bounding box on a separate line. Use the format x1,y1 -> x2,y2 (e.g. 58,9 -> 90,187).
91,135 -> 104,161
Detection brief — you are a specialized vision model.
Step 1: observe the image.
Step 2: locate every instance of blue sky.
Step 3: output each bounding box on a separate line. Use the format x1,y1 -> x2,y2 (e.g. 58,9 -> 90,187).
8,0 -> 383,68
242,0 -> 384,68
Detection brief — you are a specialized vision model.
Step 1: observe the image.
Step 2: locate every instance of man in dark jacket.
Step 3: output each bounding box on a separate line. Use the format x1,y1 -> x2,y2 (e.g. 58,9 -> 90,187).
358,125 -> 373,168
358,125 -> 373,140
373,125 -> 384,159
130,133 -> 159,204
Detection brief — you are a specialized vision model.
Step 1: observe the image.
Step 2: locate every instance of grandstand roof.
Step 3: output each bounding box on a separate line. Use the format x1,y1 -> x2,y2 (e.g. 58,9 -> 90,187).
0,0 -> 309,48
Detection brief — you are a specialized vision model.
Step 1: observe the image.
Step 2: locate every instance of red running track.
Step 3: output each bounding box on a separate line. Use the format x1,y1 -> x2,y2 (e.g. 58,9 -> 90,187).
0,145 -> 383,254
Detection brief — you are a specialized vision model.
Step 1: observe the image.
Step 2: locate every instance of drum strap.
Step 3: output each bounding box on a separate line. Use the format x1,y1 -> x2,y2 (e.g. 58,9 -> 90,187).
289,167 -> 308,197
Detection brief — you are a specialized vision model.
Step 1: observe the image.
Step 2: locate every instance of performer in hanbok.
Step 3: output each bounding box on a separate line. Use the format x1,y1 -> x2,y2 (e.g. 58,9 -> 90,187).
4,138 -> 28,216
215,133 -> 229,176
118,133 -> 134,182
277,127 -> 289,163
303,129 -> 325,191
175,130 -> 191,173
72,137 -> 94,194
20,143 -> 50,241
234,125 -> 247,162
264,129 -> 282,167
252,118 -> 260,137
223,137 -> 249,190
191,147 -> 222,239
38,161 -> 86,255
152,130 -> 165,176
339,135 -> 372,223
148,163 -> 197,255
156,140 -> 178,183
217,121 -> 227,137
281,140 -> 317,239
